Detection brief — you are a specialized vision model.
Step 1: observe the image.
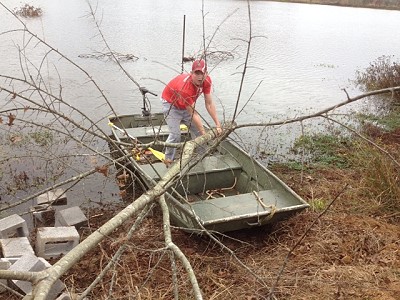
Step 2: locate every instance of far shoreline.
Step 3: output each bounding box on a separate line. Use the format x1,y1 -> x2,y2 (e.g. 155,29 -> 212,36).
265,0 -> 400,11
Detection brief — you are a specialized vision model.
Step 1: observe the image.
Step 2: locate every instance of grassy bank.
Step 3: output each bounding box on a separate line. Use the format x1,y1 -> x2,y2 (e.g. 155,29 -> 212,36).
17,122 -> 397,300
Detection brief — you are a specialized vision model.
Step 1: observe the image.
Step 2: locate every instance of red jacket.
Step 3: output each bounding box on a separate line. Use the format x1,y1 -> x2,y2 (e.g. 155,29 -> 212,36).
162,74 -> 212,109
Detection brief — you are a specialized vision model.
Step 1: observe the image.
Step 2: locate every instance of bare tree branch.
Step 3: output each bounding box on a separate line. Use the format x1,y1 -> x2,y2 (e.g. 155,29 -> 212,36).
234,86 -> 400,129
159,195 -> 203,300
324,115 -> 400,168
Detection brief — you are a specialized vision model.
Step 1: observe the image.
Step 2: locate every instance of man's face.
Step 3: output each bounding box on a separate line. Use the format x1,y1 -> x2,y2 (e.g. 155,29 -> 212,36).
191,70 -> 206,87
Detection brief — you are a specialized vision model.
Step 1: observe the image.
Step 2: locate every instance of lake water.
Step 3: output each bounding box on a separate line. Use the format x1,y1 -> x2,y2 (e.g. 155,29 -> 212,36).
2,1 -> 400,119
1,0 -> 400,215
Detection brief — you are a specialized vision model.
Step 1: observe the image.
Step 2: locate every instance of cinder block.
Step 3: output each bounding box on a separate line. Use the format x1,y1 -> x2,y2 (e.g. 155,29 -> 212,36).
9,254 -> 44,294
0,237 -> 35,258
0,214 -> 29,238
0,258 -> 11,293
0,258 -> 12,268
30,205 -> 55,227
37,189 -> 67,206
24,291 -> 74,300
35,227 -> 79,259
55,292 -> 72,300
0,257 -> 19,265
55,206 -> 87,229
9,254 -> 65,298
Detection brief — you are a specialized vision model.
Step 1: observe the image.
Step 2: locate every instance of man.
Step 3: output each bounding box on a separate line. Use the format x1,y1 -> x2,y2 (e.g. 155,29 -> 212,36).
161,59 -> 222,164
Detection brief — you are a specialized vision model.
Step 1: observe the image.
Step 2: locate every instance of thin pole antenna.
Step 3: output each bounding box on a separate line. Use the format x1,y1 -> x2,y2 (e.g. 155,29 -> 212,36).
181,15 -> 186,74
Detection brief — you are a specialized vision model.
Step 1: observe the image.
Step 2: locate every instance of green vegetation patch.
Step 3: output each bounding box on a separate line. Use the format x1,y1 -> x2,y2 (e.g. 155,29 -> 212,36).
357,107 -> 400,131
309,198 -> 328,212
291,134 -> 353,169
6,130 -> 54,146
29,130 -> 54,146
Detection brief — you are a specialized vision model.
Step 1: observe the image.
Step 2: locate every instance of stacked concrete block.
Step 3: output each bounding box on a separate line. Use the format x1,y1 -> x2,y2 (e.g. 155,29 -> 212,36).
55,206 -> 87,229
35,227 -> 79,259
0,214 -> 29,238
0,259 -> 11,293
0,237 -> 35,258
37,189 -> 67,206
9,253 -> 65,298
0,214 -> 33,262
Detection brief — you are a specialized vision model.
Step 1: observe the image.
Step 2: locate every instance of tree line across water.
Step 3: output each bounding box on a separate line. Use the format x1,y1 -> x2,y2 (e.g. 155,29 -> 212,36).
268,0 -> 400,10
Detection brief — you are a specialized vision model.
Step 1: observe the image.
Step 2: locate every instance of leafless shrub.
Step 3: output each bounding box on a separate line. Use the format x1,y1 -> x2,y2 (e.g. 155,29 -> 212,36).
78,51 -> 139,62
14,4 -> 42,18
355,55 -> 400,104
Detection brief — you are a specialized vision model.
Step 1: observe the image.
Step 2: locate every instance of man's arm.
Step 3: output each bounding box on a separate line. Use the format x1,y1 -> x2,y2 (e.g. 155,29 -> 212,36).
204,93 -> 222,133
186,105 -> 206,135
186,94 -> 221,135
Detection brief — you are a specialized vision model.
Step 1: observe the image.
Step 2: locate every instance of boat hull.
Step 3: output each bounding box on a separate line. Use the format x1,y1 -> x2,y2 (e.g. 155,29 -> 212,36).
108,113 -> 309,233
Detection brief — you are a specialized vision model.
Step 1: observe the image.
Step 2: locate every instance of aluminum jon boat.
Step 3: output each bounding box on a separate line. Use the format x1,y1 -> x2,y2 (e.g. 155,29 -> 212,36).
108,112 -> 309,233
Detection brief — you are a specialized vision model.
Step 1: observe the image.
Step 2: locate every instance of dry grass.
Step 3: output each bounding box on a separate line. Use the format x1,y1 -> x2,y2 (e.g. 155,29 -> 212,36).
351,127 -> 400,214
46,208 -> 398,300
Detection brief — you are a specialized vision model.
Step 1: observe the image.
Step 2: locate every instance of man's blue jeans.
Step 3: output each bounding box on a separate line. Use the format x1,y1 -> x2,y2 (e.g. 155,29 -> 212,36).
162,101 -> 202,161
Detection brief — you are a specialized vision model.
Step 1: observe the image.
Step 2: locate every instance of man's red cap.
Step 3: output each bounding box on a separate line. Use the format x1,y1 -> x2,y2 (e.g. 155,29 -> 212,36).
192,59 -> 207,73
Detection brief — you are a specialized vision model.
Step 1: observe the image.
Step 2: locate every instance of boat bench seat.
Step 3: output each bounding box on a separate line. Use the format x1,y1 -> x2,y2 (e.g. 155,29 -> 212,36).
188,189 -> 293,222
115,125 -> 171,140
140,155 -> 242,183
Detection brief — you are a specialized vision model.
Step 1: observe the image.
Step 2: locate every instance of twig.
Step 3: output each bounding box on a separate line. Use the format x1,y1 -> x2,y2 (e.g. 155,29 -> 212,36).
232,0 -> 253,121
0,281 -> 24,297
